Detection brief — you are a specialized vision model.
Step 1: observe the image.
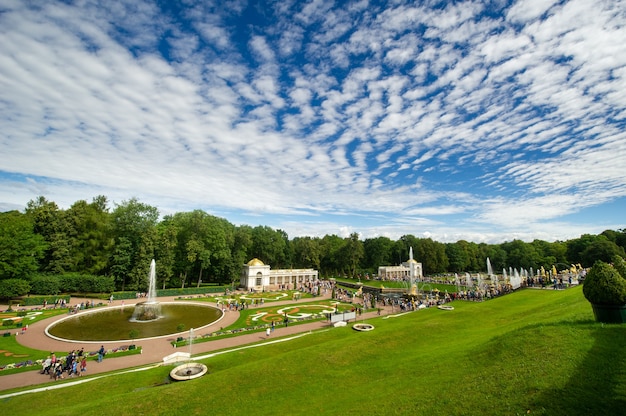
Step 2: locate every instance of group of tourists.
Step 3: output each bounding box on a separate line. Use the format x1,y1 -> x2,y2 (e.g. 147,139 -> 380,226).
38,345 -> 107,380
40,348 -> 88,380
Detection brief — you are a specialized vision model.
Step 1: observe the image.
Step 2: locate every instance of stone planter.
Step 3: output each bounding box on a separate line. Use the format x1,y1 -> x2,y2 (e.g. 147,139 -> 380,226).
591,303 -> 626,324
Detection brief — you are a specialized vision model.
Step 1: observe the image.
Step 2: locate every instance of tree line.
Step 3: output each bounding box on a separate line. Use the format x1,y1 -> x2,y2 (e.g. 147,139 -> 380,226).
1,195 -> 624,298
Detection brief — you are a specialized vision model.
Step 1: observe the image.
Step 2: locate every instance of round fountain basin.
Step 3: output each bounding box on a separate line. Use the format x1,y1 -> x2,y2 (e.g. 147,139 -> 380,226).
46,302 -> 222,342
352,323 -> 375,332
170,362 -> 208,381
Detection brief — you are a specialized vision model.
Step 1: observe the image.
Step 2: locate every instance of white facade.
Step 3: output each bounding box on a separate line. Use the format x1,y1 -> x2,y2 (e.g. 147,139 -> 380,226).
240,258 -> 319,291
378,260 -> 423,280
378,249 -> 423,281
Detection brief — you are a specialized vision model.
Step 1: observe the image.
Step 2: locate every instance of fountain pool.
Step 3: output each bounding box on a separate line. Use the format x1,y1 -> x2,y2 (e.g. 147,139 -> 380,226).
46,303 -> 222,342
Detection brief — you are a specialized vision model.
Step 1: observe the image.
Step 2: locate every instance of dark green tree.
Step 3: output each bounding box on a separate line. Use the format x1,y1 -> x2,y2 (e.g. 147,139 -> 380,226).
414,238 -> 448,274
250,225 -> 288,268
320,234 -> 346,276
25,196 -> 72,273
291,236 -> 322,269
340,233 -> 364,278
111,198 -> 159,290
0,211 -> 46,280
363,236 -> 394,273
581,236 -> 624,265
66,196 -> 113,274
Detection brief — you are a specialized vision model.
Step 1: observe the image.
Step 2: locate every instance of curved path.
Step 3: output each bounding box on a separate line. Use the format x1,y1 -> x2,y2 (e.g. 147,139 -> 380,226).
0,294 -> 390,391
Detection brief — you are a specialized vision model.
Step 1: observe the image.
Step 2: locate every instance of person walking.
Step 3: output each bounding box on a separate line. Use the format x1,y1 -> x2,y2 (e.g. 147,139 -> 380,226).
80,357 -> 87,376
97,345 -> 105,363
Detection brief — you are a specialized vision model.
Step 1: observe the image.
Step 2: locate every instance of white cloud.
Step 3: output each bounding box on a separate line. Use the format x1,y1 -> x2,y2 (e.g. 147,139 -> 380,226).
0,0 -> 624,245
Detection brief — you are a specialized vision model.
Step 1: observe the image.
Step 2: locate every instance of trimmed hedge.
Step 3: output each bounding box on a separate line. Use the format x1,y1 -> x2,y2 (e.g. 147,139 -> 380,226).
17,295 -> 70,306
110,285 -> 228,300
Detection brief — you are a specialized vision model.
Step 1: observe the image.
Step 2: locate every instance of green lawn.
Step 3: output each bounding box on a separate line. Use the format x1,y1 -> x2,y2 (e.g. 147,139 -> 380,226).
2,286 -> 625,415
0,308 -> 69,370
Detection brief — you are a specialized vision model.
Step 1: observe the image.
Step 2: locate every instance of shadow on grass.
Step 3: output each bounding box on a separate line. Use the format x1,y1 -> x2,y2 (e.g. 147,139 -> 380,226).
533,323 -> 626,415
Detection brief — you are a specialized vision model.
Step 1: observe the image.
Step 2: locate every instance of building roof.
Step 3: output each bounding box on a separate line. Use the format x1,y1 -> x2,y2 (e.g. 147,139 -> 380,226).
247,258 -> 265,266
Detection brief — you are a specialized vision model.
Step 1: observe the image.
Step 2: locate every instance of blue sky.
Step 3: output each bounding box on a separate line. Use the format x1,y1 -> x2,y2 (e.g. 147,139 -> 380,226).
1,0 -> 625,243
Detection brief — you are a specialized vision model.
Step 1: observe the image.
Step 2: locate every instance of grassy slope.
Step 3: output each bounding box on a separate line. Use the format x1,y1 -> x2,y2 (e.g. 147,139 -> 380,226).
3,286 -> 625,416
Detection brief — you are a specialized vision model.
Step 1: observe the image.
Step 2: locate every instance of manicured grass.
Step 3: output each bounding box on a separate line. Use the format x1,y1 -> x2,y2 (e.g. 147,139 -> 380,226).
3,286 -> 625,415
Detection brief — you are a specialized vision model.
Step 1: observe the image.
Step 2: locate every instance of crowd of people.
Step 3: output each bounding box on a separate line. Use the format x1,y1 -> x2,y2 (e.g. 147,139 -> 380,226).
40,348 -> 90,381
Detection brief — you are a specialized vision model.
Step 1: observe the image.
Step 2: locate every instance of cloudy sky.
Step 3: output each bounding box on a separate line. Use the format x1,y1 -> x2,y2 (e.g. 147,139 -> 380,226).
1,0 -> 625,243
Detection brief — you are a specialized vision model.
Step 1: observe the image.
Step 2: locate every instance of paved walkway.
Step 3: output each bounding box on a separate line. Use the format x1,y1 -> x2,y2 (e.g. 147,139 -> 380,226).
0,294 -> 391,392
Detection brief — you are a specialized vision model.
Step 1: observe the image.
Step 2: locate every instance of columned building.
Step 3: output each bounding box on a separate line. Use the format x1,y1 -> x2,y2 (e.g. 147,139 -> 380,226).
240,258 -> 319,291
377,248 -> 423,281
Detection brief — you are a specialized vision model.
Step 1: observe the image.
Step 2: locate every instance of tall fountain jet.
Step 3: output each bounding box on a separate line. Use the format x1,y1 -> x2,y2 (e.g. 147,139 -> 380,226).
147,258 -> 157,303
131,259 -> 162,322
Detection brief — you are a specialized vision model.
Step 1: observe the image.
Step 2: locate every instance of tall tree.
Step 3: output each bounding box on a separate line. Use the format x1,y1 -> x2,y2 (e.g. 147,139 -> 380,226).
581,236 -> 624,265
363,236 -> 394,272
320,234 -> 346,276
111,198 -> 159,290
25,196 -> 72,273
66,196 -> 113,274
250,226 -> 288,267
171,211 -> 233,287
340,232 -> 364,278
154,218 -> 178,289
0,211 -> 46,280
446,242 -> 470,272
291,236 -> 322,269
414,238 -> 448,274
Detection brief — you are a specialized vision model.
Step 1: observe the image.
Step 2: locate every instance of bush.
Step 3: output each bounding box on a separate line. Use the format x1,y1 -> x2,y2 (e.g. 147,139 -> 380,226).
583,261 -> 626,306
58,273 -> 115,294
612,255 -> 626,279
0,279 -> 31,300
29,275 -> 60,295
19,295 -> 70,306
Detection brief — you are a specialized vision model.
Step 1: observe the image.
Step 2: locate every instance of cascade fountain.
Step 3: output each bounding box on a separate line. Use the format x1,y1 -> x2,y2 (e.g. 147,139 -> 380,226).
477,273 -> 484,289
511,269 -> 522,289
131,259 -> 162,322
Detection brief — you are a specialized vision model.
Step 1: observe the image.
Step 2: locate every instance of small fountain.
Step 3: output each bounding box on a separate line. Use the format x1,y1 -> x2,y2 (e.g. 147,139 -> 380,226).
170,328 -> 208,381
130,259 -> 162,322
511,269 -> 522,289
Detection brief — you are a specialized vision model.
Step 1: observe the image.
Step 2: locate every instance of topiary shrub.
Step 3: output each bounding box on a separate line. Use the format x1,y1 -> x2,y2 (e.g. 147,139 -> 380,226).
612,255 -> 626,280
583,260 -> 626,306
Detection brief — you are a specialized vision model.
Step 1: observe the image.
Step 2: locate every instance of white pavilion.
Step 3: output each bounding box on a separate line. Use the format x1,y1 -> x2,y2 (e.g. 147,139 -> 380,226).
377,248 -> 423,280
240,258 -> 319,291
